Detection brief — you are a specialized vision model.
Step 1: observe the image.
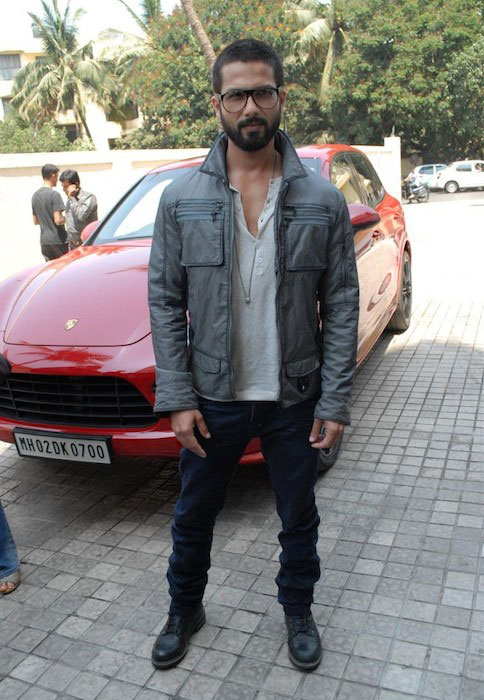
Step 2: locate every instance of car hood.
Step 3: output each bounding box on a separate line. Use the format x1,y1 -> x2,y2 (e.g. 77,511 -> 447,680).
4,244 -> 151,347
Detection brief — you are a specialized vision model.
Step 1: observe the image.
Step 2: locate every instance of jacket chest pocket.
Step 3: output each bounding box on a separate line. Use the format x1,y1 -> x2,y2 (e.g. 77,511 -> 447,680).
283,204 -> 331,271
176,200 -> 225,266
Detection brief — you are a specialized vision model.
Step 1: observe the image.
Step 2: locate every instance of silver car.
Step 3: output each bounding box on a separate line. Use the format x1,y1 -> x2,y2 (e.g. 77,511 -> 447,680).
411,163 -> 448,188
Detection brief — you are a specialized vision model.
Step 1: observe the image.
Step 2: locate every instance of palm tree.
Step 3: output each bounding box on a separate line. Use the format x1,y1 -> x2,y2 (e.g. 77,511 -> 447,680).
116,0 -> 162,35
180,0 -> 216,69
11,0 -> 110,140
288,0 -> 350,105
96,1 -> 162,98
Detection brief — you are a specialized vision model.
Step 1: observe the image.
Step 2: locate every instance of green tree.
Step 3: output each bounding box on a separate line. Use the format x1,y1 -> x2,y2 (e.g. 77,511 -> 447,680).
325,0 -> 482,159
445,35 -> 484,159
115,0 -> 312,149
0,114 -> 93,153
11,0 -> 112,140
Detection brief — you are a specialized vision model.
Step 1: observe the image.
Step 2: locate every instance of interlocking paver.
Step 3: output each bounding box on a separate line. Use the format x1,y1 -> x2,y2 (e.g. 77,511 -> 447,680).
1,199 -> 484,697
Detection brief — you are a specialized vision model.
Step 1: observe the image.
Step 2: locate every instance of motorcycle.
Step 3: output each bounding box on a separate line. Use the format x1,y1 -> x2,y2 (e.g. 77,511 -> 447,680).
402,176 -> 429,203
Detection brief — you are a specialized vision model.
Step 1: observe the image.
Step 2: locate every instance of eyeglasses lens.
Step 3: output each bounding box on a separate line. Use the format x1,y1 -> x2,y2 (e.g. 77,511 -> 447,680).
223,88 -> 278,113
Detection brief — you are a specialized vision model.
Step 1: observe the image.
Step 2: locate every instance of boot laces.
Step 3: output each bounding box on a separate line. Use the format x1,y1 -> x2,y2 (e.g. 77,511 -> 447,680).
163,616 -> 184,637
288,615 -> 314,637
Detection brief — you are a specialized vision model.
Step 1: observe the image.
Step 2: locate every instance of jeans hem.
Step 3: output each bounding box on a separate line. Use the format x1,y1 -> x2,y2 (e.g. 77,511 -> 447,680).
0,561 -> 20,579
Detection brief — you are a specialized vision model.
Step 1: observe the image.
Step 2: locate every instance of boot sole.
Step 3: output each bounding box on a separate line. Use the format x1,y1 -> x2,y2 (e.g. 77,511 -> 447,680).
152,611 -> 206,669
288,648 -> 322,671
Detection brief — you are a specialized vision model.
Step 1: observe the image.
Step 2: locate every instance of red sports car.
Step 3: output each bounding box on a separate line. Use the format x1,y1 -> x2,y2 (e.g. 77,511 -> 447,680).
0,145 -> 411,470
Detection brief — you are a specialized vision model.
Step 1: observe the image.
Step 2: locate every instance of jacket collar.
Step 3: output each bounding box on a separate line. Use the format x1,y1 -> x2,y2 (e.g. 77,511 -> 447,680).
200,129 -> 307,183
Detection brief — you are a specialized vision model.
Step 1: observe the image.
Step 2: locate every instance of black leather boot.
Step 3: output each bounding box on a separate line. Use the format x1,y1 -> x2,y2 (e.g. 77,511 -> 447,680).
285,613 -> 322,671
151,605 -> 206,669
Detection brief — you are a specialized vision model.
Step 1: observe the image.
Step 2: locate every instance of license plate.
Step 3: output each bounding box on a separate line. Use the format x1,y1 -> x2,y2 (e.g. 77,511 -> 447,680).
14,429 -> 111,464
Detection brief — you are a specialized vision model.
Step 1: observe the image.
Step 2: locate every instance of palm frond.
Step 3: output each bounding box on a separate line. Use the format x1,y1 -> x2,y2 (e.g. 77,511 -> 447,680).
141,0 -> 161,23
116,0 -> 150,34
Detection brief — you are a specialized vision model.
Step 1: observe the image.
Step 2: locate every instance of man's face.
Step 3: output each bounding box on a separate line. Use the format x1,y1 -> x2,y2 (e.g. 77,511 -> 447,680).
212,60 -> 285,152
61,180 -> 79,196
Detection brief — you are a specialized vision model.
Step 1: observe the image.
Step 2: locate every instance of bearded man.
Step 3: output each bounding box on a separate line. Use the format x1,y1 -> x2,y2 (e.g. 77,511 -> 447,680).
148,38 -> 359,672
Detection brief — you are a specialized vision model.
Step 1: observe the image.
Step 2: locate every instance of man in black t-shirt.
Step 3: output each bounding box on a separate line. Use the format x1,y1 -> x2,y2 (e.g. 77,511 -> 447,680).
32,164 -> 68,260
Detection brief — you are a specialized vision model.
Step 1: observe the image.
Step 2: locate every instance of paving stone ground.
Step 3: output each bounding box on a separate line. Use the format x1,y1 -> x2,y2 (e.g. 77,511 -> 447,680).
1,198 -> 483,699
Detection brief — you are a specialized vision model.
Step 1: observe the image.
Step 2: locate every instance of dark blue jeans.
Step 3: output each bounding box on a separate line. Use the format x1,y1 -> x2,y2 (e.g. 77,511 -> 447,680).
167,398 -> 320,617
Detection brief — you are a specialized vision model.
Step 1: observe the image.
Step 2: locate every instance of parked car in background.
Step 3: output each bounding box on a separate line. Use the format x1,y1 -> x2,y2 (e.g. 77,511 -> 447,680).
410,163 -> 448,188
0,145 -> 412,472
433,160 -> 484,193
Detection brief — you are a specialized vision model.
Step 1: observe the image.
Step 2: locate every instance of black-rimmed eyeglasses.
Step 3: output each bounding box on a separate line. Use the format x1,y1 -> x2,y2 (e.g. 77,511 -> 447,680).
218,87 -> 280,113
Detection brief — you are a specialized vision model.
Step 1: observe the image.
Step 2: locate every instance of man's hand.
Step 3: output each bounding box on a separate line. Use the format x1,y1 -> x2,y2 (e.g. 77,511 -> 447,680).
67,184 -> 79,197
171,409 -> 211,458
309,418 -> 344,450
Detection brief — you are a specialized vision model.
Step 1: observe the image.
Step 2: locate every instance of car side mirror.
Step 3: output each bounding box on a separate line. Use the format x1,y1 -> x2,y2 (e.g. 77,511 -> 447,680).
81,220 -> 100,242
347,203 -> 380,232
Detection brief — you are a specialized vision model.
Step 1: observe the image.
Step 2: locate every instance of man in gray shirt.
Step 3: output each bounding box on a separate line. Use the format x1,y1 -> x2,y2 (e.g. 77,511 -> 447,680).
60,169 -> 98,250
31,164 -> 67,261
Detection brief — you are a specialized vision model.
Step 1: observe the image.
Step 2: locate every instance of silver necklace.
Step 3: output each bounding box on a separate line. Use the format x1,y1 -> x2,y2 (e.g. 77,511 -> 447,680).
234,151 -> 278,305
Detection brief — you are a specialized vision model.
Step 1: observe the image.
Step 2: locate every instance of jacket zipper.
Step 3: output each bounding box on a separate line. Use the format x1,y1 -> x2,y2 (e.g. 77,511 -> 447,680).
275,181 -> 289,406
225,188 -> 235,397
176,201 -> 223,221
283,204 -> 331,226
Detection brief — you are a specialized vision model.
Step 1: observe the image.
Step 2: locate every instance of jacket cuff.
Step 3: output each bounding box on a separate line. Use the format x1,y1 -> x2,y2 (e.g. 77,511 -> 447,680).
314,393 -> 351,426
153,367 -> 198,414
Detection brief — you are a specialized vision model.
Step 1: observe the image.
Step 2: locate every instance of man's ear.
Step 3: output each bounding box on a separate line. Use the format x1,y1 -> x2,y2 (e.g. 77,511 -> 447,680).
211,95 -> 222,124
279,88 -> 287,111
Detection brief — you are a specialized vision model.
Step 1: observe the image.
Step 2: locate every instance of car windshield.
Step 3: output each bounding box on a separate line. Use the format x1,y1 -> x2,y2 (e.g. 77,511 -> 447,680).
92,167 -> 193,243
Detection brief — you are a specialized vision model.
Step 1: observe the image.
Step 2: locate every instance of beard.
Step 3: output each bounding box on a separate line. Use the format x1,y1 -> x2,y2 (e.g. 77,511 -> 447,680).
220,111 -> 281,152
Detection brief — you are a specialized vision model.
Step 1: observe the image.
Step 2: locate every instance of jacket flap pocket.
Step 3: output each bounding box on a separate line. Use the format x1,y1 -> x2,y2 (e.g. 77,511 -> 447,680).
284,225 -> 328,271
285,355 -> 320,377
191,348 -> 221,374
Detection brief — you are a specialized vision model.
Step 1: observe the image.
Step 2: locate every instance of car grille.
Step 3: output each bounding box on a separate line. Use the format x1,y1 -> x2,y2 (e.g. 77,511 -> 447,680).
0,374 -> 156,428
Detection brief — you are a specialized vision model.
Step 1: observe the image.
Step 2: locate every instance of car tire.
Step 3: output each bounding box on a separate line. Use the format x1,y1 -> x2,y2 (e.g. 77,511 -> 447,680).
445,181 -> 459,193
388,250 -> 412,332
318,430 -> 344,473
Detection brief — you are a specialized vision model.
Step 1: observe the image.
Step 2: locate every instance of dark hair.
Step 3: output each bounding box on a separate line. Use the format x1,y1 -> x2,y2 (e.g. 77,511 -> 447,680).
41,163 -> 59,180
59,169 -> 80,186
212,39 -> 284,94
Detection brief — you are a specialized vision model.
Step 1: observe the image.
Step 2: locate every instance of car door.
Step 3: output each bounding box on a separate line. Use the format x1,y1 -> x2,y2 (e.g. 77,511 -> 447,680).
345,151 -> 404,342
418,165 -> 434,186
330,153 -> 383,358
473,162 -> 484,187
454,162 -> 473,188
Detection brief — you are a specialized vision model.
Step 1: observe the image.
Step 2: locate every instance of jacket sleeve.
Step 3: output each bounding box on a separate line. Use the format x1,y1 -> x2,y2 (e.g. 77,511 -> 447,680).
69,193 -> 97,223
148,196 -> 198,414
315,197 -> 359,425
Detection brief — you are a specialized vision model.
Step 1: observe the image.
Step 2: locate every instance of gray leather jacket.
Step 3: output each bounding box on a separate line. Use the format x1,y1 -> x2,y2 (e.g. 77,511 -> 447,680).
148,130 -> 359,424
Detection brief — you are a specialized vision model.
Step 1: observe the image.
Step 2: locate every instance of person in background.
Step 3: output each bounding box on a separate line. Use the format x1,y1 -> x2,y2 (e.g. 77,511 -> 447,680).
0,500 -> 20,595
31,163 -> 67,261
60,169 -> 98,250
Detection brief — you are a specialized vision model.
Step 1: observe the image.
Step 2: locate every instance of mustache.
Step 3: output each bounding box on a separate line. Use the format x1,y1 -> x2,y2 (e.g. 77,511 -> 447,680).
238,117 -> 268,129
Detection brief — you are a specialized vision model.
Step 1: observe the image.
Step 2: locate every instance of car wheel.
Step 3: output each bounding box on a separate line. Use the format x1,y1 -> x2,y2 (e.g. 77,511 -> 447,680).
388,251 -> 412,332
445,181 -> 459,193
318,430 -> 344,473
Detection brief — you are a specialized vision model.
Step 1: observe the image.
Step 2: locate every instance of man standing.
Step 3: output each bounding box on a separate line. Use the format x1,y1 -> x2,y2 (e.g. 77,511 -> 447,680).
148,39 -> 359,672
59,169 -> 98,250
31,164 -> 67,261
